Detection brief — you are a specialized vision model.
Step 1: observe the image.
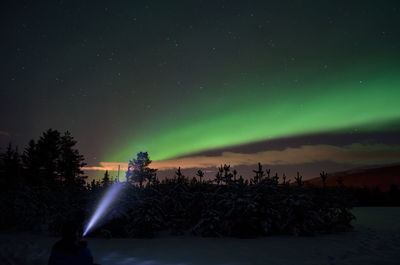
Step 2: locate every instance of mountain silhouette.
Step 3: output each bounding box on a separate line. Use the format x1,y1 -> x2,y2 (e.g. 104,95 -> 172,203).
305,164 -> 400,191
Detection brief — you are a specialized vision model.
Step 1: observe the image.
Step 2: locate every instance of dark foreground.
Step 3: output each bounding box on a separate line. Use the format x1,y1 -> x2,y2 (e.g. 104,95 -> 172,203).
0,207 -> 399,265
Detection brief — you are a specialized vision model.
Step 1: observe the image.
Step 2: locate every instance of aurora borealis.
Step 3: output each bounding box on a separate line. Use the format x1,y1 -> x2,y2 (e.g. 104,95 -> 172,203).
1,1 -> 400,179
110,58 -> 400,161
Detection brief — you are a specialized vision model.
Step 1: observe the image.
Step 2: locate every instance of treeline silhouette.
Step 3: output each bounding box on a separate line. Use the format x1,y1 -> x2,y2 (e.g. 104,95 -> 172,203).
0,129 -> 399,238
0,129 -> 87,234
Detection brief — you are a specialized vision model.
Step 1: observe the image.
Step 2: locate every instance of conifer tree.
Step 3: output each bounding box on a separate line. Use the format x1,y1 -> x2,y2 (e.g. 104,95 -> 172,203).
282,173 -> 287,185
252,162 -> 265,184
295,172 -> 303,187
0,143 -> 22,189
320,171 -> 328,187
22,139 -> 39,186
223,164 -> 233,184
272,172 -> 279,185
196,169 -> 204,183
101,170 -> 111,187
58,131 -> 87,188
174,167 -> 187,184
36,129 -> 61,187
233,169 -> 238,182
128,152 -> 157,187
21,129 -> 87,188
214,165 -> 223,185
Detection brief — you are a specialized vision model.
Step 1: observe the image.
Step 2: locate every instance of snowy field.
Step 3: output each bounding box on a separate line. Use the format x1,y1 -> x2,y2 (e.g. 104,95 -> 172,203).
1,207 -> 399,265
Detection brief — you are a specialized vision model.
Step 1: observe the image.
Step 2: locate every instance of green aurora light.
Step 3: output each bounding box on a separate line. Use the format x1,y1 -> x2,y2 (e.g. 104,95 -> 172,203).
108,58 -> 400,162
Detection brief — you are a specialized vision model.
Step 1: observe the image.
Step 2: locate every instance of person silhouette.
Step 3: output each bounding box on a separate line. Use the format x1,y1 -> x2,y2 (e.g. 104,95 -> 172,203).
48,221 -> 98,265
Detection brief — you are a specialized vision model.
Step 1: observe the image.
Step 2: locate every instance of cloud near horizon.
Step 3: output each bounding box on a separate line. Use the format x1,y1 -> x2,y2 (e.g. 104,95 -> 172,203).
82,143 -> 400,172
0,131 -> 10,136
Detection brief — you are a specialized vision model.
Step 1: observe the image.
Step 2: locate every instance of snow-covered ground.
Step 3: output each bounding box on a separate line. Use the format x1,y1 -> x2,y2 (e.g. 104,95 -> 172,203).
1,207 -> 399,265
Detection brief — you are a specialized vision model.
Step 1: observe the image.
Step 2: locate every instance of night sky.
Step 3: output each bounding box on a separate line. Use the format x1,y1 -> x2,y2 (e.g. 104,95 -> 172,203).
1,0 -> 400,180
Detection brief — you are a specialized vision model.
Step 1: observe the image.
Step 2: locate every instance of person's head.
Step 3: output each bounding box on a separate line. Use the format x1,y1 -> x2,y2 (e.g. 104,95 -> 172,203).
61,221 -> 80,242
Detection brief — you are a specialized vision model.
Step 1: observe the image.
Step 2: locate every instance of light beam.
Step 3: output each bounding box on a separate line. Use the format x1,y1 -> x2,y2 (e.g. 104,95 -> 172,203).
83,182 -> 124,237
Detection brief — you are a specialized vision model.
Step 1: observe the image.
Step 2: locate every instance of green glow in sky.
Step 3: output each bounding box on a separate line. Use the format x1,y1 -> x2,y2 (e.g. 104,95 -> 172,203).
108,59 -> 400,162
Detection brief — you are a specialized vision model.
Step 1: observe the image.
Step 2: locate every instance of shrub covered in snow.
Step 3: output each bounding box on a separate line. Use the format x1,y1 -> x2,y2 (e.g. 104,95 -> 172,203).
86,178 -> 355,238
